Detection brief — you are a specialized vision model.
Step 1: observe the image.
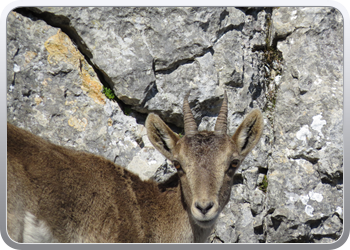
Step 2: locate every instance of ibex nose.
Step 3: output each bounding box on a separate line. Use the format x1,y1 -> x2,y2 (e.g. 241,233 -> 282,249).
194,201 -> 214,215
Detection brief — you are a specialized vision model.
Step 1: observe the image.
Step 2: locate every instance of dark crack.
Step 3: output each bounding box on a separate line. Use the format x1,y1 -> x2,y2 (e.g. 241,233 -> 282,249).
155,47 -> 214,75
139,81 -> 158,108
16,7 -> 93,59
15,8 -> 115,88
155,57 -> 196,75
319,171 -> 343,187
236,7 -> 270,20
289,154 -> 319,165
214,22 -> 245,44
13,7 -> 151,125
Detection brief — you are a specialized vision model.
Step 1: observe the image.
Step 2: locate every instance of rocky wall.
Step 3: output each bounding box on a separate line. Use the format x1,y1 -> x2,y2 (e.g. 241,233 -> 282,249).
6,7 -> 343,243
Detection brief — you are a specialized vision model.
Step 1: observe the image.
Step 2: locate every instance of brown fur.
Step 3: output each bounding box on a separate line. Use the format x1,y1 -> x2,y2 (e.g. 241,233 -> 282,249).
7,107 -> 263,243
7,123 -> 190,243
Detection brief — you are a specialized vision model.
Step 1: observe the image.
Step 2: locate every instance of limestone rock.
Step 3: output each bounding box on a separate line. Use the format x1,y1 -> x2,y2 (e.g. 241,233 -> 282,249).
6,7 -> 343,243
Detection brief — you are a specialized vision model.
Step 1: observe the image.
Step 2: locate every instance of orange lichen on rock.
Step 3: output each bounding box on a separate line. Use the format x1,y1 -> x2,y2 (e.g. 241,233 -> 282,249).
24,51 -> 38,65
44,29 -> 106,105
68,116 -> 88,132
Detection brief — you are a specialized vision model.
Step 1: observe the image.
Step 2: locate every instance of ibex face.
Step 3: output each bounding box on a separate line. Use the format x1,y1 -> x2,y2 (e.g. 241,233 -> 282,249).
146,92 -> 263,229
172,132 -> 239,228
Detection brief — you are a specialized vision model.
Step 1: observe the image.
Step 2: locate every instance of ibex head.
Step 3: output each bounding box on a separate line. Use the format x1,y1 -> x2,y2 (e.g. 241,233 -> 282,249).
146,91 -> 263,228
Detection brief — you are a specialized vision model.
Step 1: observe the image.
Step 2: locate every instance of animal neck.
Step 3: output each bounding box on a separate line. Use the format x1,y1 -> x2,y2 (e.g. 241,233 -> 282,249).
135,175 -> 213,243
190,217 -> 215,243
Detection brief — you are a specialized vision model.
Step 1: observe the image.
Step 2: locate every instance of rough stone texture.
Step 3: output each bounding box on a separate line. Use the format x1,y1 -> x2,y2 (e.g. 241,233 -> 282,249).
6,11 -> 145,169
263,7 -> 343,243
6,7 -> 343,243
25,6 -> 268,128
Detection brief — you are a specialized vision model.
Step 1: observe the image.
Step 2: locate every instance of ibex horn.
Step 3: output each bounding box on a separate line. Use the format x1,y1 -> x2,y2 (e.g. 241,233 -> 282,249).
183,91 -> 197,135
214,91 -> 228,134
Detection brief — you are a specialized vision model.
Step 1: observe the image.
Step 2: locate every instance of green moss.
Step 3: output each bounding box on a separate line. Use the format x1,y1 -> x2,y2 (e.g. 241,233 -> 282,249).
102,86 -> 115,100
261,11 -> 283,126
263,12 -> 283,75
259,175 -> 268,193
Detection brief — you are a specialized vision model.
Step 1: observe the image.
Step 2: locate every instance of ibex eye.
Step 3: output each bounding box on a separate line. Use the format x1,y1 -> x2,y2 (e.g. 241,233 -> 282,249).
230,160 -> 240,168
228,160 -> 240,173
173,161 -> 182,171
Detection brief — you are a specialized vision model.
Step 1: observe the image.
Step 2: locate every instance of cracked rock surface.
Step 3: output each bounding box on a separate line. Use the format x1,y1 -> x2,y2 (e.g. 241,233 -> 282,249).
263,7 -> 343,243
7,7 -> 343,243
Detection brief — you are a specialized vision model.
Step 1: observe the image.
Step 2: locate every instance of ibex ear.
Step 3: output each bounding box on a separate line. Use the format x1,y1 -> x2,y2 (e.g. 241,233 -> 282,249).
232,109 -> 264,157
146,113 -> 180,160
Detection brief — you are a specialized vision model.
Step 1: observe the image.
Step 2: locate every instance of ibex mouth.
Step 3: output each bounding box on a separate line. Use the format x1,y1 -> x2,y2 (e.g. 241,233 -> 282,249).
192,214 -> 219,228
191,201 -> 220,228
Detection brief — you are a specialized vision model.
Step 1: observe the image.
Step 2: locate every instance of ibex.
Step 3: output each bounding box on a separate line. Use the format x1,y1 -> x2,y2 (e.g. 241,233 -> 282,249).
7,92 -> 263,243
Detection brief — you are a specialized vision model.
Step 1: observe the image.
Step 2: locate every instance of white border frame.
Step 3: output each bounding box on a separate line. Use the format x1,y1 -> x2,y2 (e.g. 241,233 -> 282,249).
1,1 -> 348,249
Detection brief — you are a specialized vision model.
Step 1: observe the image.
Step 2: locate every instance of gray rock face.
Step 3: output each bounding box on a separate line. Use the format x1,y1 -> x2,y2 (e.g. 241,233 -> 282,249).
263,7 -> 343,243
7,11 -> 144,169
7,7 -> 343,243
